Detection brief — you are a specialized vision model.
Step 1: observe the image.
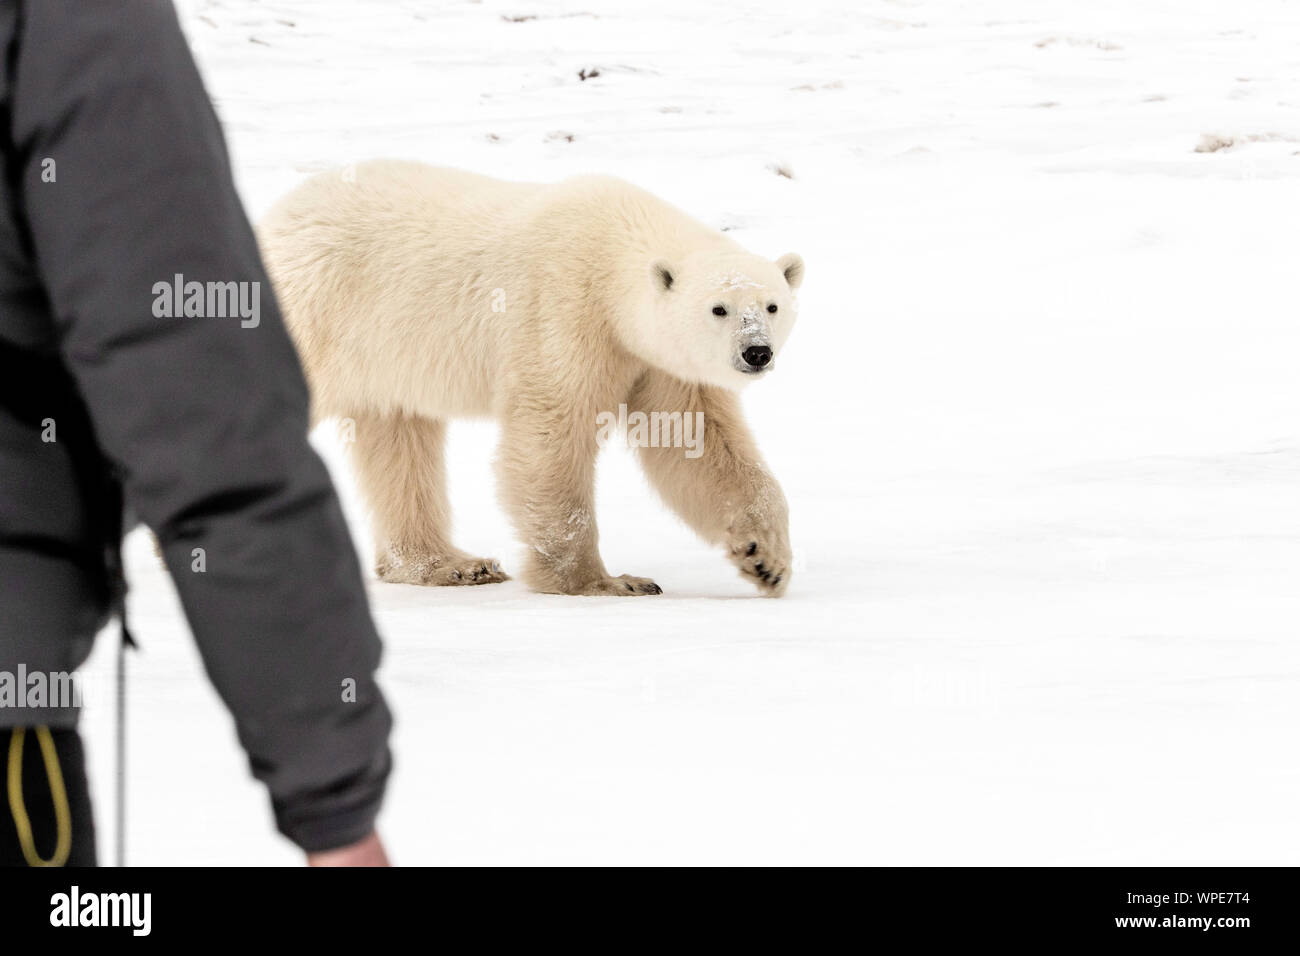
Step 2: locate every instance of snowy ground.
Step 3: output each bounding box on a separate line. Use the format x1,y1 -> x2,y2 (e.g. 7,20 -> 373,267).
76,0 -> 1300,864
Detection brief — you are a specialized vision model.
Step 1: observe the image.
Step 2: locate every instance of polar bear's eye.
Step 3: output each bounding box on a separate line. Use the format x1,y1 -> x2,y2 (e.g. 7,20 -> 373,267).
767,303 -> 778,313
712,306 -> 728,317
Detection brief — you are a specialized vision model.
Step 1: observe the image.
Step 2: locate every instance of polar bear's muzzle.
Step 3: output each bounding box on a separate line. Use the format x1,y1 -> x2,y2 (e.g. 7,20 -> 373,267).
733,343 -> 769,374
737,344 -> 773,374
732,304 -> 776,375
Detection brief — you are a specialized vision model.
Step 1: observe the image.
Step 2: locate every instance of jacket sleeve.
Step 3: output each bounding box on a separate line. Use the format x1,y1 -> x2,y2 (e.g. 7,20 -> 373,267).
8,0 -> 392,853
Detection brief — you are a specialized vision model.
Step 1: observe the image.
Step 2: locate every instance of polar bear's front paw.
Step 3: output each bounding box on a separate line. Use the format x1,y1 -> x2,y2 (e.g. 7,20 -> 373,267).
377,550 -> 509,587
727,523 -> 791,598
576,574 -> 663,597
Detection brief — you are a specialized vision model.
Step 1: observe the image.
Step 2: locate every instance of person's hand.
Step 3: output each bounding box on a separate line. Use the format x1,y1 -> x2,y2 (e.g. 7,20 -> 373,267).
307,830 -> 390,867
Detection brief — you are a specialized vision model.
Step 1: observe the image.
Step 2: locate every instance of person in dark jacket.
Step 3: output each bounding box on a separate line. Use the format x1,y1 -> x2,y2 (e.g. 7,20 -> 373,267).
0,0 -> 392,865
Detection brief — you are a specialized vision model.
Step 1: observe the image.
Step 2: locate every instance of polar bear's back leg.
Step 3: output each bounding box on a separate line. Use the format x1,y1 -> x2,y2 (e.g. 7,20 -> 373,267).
349,410 -> 508,586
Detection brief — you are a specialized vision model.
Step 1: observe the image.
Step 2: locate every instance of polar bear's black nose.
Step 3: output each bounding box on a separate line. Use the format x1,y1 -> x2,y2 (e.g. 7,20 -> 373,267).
742,345 -> 772,369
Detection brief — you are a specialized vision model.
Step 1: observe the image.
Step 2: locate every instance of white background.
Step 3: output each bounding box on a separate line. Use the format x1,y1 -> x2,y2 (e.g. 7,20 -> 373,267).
78,0 -> 1300,864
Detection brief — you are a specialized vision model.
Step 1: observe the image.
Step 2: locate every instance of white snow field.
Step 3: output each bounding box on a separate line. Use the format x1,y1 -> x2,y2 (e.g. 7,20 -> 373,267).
76,0 -> 1298,864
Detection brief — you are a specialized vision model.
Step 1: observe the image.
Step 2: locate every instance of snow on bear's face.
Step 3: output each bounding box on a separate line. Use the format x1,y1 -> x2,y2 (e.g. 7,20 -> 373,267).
640,251 -> 804,390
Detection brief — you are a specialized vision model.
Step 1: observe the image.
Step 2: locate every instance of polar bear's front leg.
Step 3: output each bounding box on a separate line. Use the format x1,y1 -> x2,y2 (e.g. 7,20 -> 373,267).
496,406 -> 661,596
629,371 -> 792,597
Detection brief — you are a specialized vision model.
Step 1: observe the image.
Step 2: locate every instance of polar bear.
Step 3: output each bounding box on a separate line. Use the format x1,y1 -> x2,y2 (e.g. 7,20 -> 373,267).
257,161 -> 803,597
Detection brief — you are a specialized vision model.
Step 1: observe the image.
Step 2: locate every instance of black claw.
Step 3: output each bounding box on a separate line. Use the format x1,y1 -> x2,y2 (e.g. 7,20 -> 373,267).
644,584 -> 662,594
626,582 -> 635,592
771,575 -> 782,586
746,542 -> 758,557
754,561 -> 766,573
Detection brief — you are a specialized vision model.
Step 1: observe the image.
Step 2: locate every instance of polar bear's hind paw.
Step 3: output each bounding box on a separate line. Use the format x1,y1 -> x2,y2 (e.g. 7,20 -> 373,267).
576,574 -> 663,596
377,551 -> 509,587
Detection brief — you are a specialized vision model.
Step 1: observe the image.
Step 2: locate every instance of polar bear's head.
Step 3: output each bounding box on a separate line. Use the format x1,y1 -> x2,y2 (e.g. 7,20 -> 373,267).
637,250 -> 804,389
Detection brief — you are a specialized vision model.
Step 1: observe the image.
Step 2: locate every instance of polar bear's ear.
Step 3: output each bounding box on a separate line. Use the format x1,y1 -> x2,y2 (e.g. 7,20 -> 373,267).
776,253 -> 805,290
649,260 -> 675,292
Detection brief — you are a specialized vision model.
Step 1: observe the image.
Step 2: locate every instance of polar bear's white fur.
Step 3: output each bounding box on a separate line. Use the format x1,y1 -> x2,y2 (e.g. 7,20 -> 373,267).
258,161 -> 803,596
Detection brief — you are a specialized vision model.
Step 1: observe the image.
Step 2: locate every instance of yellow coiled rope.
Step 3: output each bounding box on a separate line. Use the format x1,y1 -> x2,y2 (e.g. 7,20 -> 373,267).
7,727 -> 72,867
